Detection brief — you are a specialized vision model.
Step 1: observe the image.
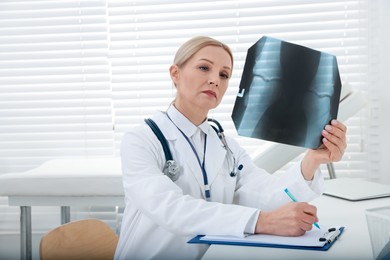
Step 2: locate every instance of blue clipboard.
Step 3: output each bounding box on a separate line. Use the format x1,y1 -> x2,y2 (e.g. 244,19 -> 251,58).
188,227 -> 344,251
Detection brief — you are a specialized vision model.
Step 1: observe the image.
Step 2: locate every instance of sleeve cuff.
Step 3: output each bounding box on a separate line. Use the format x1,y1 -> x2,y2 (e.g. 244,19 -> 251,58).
244,209 -> 260,234
297,160 -> 324,195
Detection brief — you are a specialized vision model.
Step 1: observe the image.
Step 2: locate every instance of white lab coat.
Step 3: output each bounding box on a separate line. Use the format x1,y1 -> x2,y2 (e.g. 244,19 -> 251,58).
115,109 -> 324,260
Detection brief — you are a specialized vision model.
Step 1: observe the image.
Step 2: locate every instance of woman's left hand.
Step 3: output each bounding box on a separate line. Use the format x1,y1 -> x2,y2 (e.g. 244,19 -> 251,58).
301,120 -> 347,180
316,119 -> 347,163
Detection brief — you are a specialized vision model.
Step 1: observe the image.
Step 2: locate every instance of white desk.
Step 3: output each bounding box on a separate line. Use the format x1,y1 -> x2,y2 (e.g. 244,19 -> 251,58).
0,157 -> 125,260
203,195 -> 390,259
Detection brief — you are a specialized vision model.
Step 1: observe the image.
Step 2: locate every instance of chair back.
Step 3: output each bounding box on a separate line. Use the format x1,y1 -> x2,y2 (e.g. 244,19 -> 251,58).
40,218 -> 119,260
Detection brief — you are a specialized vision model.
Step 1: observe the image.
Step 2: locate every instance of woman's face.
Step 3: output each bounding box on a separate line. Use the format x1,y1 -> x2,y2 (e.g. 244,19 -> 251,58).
171,45 -> 232,113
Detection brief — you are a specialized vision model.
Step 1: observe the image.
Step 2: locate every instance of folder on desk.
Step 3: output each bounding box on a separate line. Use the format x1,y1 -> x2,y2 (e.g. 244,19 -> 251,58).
188,226 -> 344,251
323,178 -> 390,201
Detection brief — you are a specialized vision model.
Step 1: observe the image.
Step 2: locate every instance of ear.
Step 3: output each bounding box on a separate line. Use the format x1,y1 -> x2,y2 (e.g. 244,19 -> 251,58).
169,64 -> 180,86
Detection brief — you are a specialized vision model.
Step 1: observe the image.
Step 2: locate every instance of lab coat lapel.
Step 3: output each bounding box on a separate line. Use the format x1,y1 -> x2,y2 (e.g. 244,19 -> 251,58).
175,136 -> 207,194
177,131 -> 226,200
153,111 -> 227,200
171,126 -> 227,200
205,127 -> 227,186
154,112 -> 207,194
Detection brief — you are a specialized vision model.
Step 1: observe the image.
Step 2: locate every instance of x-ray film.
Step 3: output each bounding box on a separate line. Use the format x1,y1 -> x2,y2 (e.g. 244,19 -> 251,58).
232,36 -> 342,149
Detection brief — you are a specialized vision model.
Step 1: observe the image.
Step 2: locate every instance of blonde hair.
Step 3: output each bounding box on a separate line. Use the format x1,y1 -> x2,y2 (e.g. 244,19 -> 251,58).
173,36 -> 233,68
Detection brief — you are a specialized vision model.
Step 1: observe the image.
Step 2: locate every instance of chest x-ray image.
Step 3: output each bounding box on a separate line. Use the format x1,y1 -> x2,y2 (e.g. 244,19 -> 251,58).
232,36 -> 342,149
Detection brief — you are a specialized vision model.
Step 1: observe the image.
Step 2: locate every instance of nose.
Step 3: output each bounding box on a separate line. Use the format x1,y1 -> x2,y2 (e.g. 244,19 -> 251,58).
208,79 -> 219,87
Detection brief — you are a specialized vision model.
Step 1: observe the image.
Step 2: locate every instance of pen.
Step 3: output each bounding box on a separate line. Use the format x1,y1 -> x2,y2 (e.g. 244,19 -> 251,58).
284,188 -> 321,229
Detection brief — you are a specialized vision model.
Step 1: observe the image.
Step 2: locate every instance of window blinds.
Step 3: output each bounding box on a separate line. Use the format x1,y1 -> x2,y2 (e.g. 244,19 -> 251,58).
0,0 -> 114,174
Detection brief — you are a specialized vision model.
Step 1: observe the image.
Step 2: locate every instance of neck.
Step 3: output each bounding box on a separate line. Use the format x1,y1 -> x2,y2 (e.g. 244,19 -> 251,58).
173,101 -> 208,126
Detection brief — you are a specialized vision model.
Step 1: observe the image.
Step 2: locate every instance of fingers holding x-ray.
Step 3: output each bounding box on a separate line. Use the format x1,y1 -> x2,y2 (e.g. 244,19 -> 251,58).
320,120 -> 347,162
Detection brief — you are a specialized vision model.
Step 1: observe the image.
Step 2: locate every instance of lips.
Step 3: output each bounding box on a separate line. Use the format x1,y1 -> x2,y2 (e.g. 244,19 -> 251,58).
202,90 -> 217,98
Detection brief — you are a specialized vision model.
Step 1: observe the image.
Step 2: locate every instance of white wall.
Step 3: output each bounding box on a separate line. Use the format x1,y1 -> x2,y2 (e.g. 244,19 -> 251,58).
378,0 -> 390,184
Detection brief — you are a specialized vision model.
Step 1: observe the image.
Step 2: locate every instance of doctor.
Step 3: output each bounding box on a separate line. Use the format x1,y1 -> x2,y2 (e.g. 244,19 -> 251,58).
115,36 -> 347,260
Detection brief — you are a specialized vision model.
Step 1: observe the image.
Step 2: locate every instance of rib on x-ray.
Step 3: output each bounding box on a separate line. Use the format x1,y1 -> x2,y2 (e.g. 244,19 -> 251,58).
232,36 -> 342,149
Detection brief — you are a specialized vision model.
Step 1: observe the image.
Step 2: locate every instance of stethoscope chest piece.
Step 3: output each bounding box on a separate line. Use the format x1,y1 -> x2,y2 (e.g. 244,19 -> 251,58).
163,160 -> 180,181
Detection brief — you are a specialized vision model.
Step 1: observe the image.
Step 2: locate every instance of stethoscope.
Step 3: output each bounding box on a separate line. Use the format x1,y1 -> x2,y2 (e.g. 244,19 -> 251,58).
144,116 -> 244,201
207,118 -> 244,177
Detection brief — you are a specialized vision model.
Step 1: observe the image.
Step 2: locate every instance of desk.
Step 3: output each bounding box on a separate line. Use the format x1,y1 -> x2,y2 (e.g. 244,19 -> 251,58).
203,195 -> 390,259
0,157 -> 124,260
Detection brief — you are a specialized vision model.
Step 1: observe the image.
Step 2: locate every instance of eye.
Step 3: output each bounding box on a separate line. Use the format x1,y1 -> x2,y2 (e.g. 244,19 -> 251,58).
220,73 -> 229,79
199,66 -> 209,71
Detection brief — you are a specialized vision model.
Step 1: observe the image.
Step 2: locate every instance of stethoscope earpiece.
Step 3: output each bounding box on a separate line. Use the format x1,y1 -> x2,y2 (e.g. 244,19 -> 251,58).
230,164 -> 243,177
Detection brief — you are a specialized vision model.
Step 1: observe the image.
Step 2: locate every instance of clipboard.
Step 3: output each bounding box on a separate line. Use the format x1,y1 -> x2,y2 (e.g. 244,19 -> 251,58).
188,226 -> 344,251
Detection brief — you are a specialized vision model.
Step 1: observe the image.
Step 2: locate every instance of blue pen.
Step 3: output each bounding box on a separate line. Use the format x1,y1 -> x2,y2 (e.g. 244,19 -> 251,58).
284,188 -> 321,229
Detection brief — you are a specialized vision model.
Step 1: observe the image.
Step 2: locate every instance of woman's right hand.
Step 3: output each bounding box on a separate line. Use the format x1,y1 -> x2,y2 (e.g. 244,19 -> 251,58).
255,202 -> 318,236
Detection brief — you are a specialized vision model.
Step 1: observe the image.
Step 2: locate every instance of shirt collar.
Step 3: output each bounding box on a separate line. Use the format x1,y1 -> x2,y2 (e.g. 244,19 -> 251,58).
166,105 -> 208,137
198,120 -> 210,134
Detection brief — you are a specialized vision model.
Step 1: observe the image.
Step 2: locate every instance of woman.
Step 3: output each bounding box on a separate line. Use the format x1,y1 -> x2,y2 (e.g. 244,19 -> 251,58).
115,36 -> 347,260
